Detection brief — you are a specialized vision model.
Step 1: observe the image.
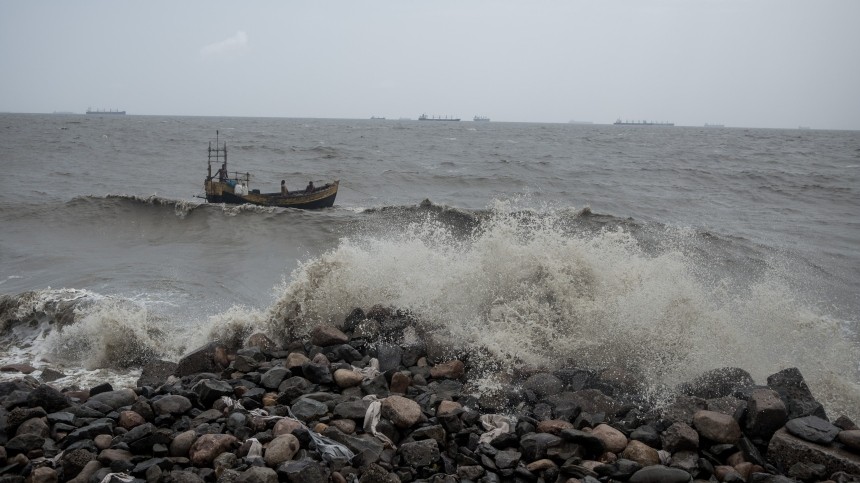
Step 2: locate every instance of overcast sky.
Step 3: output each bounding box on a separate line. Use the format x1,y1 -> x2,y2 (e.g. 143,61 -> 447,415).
2,1 -> 859,129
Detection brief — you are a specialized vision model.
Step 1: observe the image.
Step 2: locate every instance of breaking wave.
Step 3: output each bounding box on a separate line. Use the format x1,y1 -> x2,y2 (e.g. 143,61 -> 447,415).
263,199 -> 860,419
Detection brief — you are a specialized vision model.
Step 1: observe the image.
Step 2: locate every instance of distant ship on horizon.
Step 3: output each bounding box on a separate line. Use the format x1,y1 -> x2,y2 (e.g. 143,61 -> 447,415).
614,118 -> 673,126
419,114 -> 460,121
87,108 -> 126,115
704,123 -> 725,128
370,116 -> 386,120
473,116 -> 490,122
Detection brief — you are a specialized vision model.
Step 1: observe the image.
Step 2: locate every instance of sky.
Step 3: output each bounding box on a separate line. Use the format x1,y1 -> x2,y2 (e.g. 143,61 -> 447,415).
1,1 -> 859,129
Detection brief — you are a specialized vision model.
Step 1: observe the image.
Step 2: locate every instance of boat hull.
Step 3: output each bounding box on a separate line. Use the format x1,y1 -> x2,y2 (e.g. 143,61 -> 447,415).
205,180 -> 338,209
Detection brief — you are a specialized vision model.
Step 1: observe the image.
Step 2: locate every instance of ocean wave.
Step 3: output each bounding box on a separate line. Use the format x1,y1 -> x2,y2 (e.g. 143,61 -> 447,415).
258,200 -> 860,419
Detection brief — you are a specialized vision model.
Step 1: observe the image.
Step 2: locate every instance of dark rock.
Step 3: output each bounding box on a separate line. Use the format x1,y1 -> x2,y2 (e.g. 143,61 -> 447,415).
559,428 -> 605,459
322,428 -> 384,464
88,388 -> 137,410
662,422 -> 699,452
360,373 -> 389,397
176,342 -> 227,377
151,395 -> 192,416
64,421 -> 114,448
39,368 -> 66,383
277,376 -> 316,403
787,461 -> 827,482
768,428 -> 860,477
276,458 -> 330,483
236,466 -> 278,483
26,385 -> 70,412
192,378 -> 233,407
376,344 -> 403,372
334,399 -> 371,420
522,373 -> 563,399
519,432 -> 561,461
766,367 -> 828,420
785,415 -> 840,444
399,439 -> 440,467
679,367 -> 755,400
628,465 -> 693,483
746,388 -> 788,439
5,433 -> 45,454
260,367 -> 290,390
595,458 -> 643,480
301,362 -> 333,385
659,395 -> 708,425
630,424 -> 661,448
291,397 -> 328,421
61,448 -> 96,479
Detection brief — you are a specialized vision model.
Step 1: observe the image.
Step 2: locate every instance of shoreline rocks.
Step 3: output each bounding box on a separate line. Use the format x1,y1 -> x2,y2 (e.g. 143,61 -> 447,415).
2,307 -> 860,483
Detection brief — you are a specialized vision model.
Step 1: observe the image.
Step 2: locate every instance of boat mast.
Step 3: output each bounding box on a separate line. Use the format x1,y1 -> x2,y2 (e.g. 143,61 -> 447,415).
207,130 -> 228,180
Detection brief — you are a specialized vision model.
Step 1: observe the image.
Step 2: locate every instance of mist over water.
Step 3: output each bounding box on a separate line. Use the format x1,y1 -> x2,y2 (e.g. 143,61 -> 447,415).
0,114 -> 858,419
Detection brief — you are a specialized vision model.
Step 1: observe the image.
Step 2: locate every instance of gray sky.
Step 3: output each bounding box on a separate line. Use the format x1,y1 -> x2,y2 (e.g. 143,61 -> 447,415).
2,0 -> 859,129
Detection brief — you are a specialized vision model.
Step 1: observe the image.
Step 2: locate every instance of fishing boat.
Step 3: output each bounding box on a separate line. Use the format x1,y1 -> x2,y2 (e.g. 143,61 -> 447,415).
203,132 -> 338,209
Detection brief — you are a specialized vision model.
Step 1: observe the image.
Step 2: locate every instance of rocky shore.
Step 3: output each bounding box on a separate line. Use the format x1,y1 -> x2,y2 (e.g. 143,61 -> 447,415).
2,306 -> 860,483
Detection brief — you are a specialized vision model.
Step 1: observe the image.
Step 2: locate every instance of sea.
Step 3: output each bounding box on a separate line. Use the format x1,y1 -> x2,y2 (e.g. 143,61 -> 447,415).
1,113 -> 858,419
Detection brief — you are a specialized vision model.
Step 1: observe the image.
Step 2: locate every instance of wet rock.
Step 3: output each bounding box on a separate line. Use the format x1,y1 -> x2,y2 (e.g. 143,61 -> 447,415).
334,399 -> 371,420
768,428 -> 860,476
767,367 -> 828,420
399,439 -> 440,467
260,367 -> 290,390
246,333 -> 277,351
381,395 -> 421,429
628,464 -> 693,483
660,395 -> 708,425
26,385 -> 70,412
192,378 -> 233,407
310,324 -> 349,347
429,360 -> 465,380
189,433 -> 237,467
276,458 -> 330,483
746,388 -> 788,439
662,422 -> 699,452
622,440 -> 661,467
592,423 -> 628,453
521,432 -> 562,461
785,415 -> 840,444
14,416 -> 49,438
169,429 -> 197,457
301,362 -> 333,385
62,448 -> 96,479
5,433 -> 45,454
838,430 -> 860,453
679,367 -> 755,400
152,394 -> 192,416
176,342 -> 228,377
88,388 -> 137,410
264,434 -> 300,467
291,397 -> 328,421
692,409 -> 742,443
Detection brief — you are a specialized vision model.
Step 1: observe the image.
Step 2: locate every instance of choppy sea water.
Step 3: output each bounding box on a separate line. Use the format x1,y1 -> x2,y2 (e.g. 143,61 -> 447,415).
1,114 -> 858,418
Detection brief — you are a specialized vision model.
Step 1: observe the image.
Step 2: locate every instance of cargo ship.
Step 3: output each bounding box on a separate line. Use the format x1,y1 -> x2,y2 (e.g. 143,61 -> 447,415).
86,108 -> 126,115
473,116 -> 490,122
419,114 -> 460,121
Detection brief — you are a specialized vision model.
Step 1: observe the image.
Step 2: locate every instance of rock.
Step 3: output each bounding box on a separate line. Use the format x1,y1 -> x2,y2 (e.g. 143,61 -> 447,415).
246,333 -> 277,351
621,440 -> 661,467
261,367 -> 291,390
28,466 -> 58,483
430,360 -> 465,380
276,458 -> 330,483
0,363 -> 36,374
521,432 -> 562,461
273,418 -> 304,436
661,422 -> 699,452
6,433 -> 45,453
236,466 -> 278,483
333,369 -> 364,389
118,410 -> 146,430
15,417 -> 49,438
591,423 -> 628,453
838,430 -> 860,453
537,419 -> 574,435
389,371 -> 411,394
334,399 -> 371,420
596,458 -> 642,480
152,394 -> 192,416
679,367 -> 755,399
628,465 -> 693,483
787,461 -> 828,482
767,367 -> 828,420
192,378 -> 234,407
746,388 -> 787,439
176,342 -> 227,376
285,352 -> 310,372
785,415 -> 840,444
310,324 -> 349,347
358,463 -> 398,483
692,410 -> 742,443
170,430 -> 197,457
291,397 -> 328,421
381,395 -> 421,429
322,428 -> 384,464
630,425 -> 661,448
264,434 -> 300,467
660,395 -> 708,425
301,362 -> 333,385
399,439 -> 440,467
26,384 -> 71,412
88,388 -> 137,410
189,433 -> 237,467
62,449 -> 96,479
768,428 -> 860,476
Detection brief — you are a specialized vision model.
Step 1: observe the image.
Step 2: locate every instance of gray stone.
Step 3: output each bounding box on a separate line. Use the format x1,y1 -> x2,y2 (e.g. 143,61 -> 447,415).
692,410 -> 742,443
136,360 -> 177,387
376,344 -> 403,372
494,450 -> 521,469
152,395 -> 192,416
276,458 -> 330,483
746,388 -> 787,438
679,367 -> 754,400
26,385 -> 71,412
301,362 -> 333,385
785,415 -> 840,444
291,397 -> 329,421
176,342 -> 227,377
661,422 -> 699,452
260,367 -> 290,390
628,465 -> 693,483
237,466 -> 278,483
520,432 -> 562,461
192,378 -> 234,407
334,399 -> 372,420
399,439 -> 440,467
768,428 -> 860,477
88,388 -> 137,410
523,373 -> 564,399
766,367 -> 828,420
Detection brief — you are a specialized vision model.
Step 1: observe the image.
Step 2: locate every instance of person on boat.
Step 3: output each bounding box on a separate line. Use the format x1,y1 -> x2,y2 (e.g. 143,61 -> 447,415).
281,180 -> 288,195
305,181 -> 314,193
216,163 -> 228,182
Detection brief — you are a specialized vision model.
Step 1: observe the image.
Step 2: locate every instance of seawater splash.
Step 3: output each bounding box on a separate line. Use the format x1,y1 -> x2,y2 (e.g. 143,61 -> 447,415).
266,200 -> 860,420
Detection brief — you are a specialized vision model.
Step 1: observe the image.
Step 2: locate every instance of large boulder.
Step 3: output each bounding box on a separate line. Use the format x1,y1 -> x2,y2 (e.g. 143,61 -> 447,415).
768,428 -> 860,476
189,433 -> 237,467
176,342 -> 228,377
746,388 -> 787,439
692,410 -> 742,444
136,360 -> 178,387
678,367 -> 754,399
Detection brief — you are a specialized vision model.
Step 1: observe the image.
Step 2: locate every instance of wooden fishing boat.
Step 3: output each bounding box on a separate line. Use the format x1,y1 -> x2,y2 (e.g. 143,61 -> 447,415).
203,131 -> 338,209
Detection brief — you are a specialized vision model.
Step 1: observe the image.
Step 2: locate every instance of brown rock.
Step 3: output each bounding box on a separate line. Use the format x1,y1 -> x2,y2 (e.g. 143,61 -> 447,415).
67,461 -> 102,483
714,465 -> 742,481
381,395 -> 422,428
189,433 -> 237,467
264,434 -> 300,467
262,393 -> 278,407
94,434 -> 113,450
97,448 -> 133,467
333,368 -> 364,389
430,359 -> 465,379
768,428 -> 860,476
838,430 -> 860,453
286,352 -> 310,371
273,418 -> 303,437
0,363 -> 37,374
537,419 -> 575,435
591,424 -> 628,454
118,410 -> 146,430
330,419 -> 356,434
746,388 -> 787,438
436,400 -> 463,417
734,462 -> 755,480
621,440 -> 660,467
16,418 -> 49,438
310,324 -> 349,347
692,410 -> 742,444
390,372 -> 411,394
661,422 -> 699,452
526,459 -> 558,472
28,466 -> 58,483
